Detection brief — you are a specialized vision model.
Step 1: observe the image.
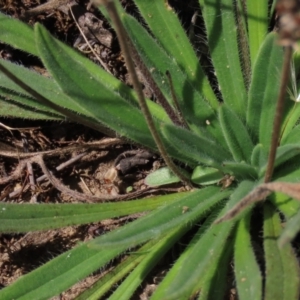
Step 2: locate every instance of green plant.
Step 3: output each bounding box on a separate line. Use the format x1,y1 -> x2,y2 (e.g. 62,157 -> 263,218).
0,0 -> 300,299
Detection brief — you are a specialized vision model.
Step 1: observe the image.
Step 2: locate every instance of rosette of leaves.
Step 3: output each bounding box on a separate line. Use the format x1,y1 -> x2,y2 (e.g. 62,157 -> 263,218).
0,0 -> 300,299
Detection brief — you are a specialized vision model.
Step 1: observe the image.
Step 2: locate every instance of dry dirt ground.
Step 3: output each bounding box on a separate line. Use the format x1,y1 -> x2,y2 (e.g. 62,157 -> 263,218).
0,0 -> 209,299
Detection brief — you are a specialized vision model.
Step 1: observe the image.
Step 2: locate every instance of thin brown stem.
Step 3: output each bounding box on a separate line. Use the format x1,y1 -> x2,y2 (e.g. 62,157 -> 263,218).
93,1 -> 182,126
264,46 -> 293,183
99,0 -> 191,186
128,40 -> 183,126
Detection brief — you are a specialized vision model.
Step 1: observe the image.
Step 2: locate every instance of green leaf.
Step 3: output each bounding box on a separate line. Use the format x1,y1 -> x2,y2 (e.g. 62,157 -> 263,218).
162,123 -> 232,168
260,144 -> 300,176
263,203 -> 300,300
35,23 -> 201,164
273,154 -> 300,183
280,102 -> 300,144
247,32 -> 284,146
151,206 -> 229,300
0,193 -> 183,233
270,193 -> 300,219
251,143 -> 268,169
76,245 -> 148,300
198,239 -> 233,300
0,59 -> 75,117
1,2 -> 298,299
99,2 -> 225,144
145,165 -> 224,187
214,180 -> 257,223
199,0 -> 247,118
120,10 -> 219,137
191,166 -> 223,185
109,226 -> 188,300
35,23 -> 159,149
0,12 -> 37,56
151,181 -> 253,299
89,187 -> 230,250
234,213 -> 262,300
281,123 -> 300,145
197,236 -> 233,300
246,0 -> 269,65
270,0 -> 278,17
236,0 -> 251,88
0,243 -> 124,300
219,104 -> 254,163
0,95 -> 62,120
278,208 -> 300,247
127,0 -> 218,109
222,161 -> 257,180
145,167 -> 181,187
0,193 -> 196,300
